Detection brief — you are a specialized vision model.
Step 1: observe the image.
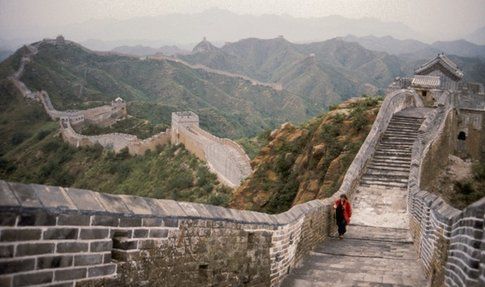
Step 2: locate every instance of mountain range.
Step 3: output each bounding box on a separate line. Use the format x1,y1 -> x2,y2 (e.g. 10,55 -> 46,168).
341,35 -> 485,58
111,45 -> 189,57
0,8 -> 425,50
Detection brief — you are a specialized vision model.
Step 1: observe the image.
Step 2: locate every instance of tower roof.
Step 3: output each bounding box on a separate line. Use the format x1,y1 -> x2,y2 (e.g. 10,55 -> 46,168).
415,53 -> 463,80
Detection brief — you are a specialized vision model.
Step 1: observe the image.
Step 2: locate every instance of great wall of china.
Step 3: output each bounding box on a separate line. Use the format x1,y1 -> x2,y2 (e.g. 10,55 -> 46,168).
8,37 -> 252,188
1,39 -> 484,286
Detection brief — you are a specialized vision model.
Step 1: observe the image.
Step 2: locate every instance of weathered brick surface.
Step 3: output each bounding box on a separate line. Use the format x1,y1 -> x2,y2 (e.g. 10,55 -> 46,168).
0,179 -> 331,287
407,103 -> 484,287
16,243 -> 55,256
37,255 -> 73,269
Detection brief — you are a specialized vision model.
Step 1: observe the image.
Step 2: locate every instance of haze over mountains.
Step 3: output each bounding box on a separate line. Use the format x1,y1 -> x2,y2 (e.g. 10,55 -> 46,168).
341,35 -> 485,59
2,8 -> 485,53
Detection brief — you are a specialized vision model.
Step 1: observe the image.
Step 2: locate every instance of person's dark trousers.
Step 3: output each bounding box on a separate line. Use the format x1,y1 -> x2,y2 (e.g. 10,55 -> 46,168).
337,219 -> 347,236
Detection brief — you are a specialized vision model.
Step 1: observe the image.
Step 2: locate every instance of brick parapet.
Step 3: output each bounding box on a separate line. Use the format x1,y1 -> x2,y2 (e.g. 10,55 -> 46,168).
407,98 -> 484,286
0,180 -> 331,286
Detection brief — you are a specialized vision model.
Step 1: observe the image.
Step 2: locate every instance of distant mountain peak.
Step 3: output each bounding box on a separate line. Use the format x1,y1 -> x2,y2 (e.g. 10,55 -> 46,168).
192,37 -> 218,53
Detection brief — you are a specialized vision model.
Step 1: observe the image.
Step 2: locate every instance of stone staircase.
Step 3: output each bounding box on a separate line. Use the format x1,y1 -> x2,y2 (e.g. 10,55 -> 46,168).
281,108 -> 431,286
360,114 -> 425,189
281,225 -> 427,287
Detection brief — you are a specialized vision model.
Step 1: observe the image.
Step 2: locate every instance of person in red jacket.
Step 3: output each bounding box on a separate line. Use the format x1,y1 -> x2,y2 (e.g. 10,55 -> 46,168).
333,194 -> 352,239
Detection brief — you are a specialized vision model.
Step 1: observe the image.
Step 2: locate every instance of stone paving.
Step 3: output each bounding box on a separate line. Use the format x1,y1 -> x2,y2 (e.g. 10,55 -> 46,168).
282,108 -> 430,286
281,225 -> 427,287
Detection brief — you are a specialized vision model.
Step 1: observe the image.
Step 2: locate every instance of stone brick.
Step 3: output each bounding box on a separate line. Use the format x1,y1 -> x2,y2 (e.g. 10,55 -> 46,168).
0,180 -> 19,207
43,228 -> 79,240
96,193 -> 131,214
33,184 -> 77,210
90,241 -> 112,253
0,276 -> 11,287
37,255 -> 73,269
49,283 -> 74,287
87,264 -> 116,277
113,238 -> 138,250
74,254 -> 103,266
120,195 -> 154,215
103,253 -> 111,264
58,214 -> 91,226
142,217 -> 163,227
57,242 -> 89,253
55,268 -> 87,281
0,213 -> 17,226
133,229 -> 149,238
8,182 -> 41,208
18,211 -> 56,226
0,259 -> 35,275
149,229 -> 168,238
0,245 -> 14,258
80,228 -> 109,239
119,217 -> 142,227
111,250 -> 139,261
111,229 -> 132,238
138,239 -> 160,250
13,271 -> 53,286
91,215 -> 119,227
0,228 -> 41,241
64,188 -> 105,212
163,218 -> 179,227
16,243 -> 55,256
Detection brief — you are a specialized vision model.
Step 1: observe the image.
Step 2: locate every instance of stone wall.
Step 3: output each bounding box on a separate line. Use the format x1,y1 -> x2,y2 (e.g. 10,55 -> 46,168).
10,42 -> 252,187
0,180 -> 332,287
171,112 -> 252,187
408,100 -> 485,286
338,88 -> 423,198
60,118 -> 171,156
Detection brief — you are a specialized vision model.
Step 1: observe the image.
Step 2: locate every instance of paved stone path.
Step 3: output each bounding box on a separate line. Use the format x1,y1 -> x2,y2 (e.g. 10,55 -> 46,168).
282,225 -> 427,287
282,108 -> 431,286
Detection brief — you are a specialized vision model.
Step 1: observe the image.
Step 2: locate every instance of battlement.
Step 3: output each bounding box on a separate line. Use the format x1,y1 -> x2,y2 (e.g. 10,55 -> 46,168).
171,111 -> 199,128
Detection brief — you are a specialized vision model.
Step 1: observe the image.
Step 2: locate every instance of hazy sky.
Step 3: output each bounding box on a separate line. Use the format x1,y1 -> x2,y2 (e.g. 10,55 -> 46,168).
1,0 -> 485,40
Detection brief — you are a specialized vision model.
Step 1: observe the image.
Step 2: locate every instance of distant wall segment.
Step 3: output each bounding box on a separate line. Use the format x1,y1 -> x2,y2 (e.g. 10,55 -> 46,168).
0,180 -> 333,286
9,43 -> 252,186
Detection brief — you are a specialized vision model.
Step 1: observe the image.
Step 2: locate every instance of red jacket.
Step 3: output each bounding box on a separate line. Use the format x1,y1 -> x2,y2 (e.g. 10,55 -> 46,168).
334,199 -> 352,224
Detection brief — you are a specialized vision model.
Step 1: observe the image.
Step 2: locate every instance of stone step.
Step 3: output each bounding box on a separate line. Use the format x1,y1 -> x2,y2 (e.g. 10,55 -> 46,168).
360,180 -> 408,188
378,141 -> 416,148
376,145 -> 414,151
382,130 -> 419,135
367,164 -> 410,172
365,169 -> 409,177
385,127 -> 421,132
382,132 -> 419,138
361,176 -> 409,183
387,120 -> 423,126
387,124 -> 422,130
374,151 -> 411,158
392,115 -> 425,121
375,148 -> 412,153
381,136 -> 417,142
361,174 -> 409,182
371,159 -> 411,166
375,147 -> 412,153
381,135 -> 419,140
